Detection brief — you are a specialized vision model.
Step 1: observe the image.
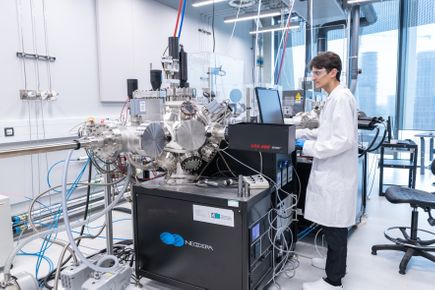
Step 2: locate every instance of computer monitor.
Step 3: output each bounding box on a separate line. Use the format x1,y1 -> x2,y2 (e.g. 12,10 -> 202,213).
255,87 -> 284,124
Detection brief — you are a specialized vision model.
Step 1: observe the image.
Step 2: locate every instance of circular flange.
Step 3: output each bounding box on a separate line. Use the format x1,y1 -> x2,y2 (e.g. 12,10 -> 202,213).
141,122 -> 166,158
174,119 -> 206,151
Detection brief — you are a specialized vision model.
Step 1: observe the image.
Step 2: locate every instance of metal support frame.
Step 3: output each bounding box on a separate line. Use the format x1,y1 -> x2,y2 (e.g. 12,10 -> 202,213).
395,0 -> 409,136
0,140 -> 84,159
304,0 -> 314,79
104,165 -> 114,255
410,208 -> 418,240
378,141 -> 417,196
16,51 -> 56,62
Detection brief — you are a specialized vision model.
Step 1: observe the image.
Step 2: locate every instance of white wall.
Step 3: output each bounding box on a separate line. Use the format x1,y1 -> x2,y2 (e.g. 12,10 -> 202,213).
97,0 -> 254,101
0,0 -> 253,206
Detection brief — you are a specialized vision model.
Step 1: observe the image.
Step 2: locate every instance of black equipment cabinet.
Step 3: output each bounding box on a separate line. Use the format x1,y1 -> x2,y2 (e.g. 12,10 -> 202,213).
132,182 -> 276,290
132,123 -> 297,289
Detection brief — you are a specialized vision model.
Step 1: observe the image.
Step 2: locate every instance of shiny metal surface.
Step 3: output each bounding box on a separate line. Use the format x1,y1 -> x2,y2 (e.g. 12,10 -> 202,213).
0,140 -> 89,159
141,122 -> 166,158
138,178 -> 269,202
156,152 -> 177,172
200,143 -> 219,162
180,152 -> 203,172
174,119 -> 206,151
104,165 -> 114,255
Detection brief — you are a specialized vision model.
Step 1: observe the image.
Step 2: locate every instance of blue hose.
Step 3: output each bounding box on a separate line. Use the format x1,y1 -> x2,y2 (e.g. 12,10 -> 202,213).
177,0 -> 187,39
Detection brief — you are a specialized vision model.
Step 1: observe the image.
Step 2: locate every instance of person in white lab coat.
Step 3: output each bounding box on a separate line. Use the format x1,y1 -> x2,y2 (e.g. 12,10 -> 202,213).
296,52 -> 358,290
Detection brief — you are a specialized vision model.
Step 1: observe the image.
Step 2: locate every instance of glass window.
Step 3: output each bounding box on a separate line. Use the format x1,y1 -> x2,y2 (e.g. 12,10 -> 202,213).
355,1 -> 399,118
273,1 -> 400,120
402,0 -> 435,130
274,25 -> 346,91
273,26 -> 305,90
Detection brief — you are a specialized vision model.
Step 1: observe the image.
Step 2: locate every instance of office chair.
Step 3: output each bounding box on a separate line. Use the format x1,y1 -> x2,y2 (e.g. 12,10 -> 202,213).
371,174 -> 435,274
432,159 -> 435,185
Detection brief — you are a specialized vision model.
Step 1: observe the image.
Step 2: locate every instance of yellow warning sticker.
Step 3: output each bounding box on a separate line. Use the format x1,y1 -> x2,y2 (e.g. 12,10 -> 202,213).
295,92 -> 302,102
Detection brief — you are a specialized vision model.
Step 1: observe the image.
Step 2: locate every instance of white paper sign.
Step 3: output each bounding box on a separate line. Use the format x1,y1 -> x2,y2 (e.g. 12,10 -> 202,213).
193,204 -> 234,227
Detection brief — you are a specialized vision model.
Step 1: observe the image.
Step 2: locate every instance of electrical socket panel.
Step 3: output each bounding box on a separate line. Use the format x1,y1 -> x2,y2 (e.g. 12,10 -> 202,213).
242,174 -> 269,189
60,254 -> 104,290
81,265 -> 132,290
61,263 -> 94,290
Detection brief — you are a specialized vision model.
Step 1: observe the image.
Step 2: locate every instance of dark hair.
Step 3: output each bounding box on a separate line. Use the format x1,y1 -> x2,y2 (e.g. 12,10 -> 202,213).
309,51 -> 342,81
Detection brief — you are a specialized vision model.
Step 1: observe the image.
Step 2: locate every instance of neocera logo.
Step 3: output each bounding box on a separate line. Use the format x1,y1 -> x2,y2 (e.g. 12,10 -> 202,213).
160,232 -> 184,247
185,240 -> 214,251
160,232 -> 214,251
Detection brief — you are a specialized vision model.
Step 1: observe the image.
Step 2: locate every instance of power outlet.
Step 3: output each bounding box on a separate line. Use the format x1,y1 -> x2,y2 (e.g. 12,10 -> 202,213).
4,127 -> 14,137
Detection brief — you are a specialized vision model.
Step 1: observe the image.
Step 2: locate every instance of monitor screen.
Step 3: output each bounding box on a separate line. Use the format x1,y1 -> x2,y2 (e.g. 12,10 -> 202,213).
255,87 -> 284,124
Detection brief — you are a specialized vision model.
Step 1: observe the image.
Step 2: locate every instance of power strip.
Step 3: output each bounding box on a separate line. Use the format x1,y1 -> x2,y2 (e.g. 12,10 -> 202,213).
242,174 -> 269,189
61,262 -> 93,290
61,254 -> 104,290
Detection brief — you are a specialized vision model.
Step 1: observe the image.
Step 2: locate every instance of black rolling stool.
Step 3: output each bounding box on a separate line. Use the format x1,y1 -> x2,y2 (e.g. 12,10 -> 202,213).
371,186 -> 435,274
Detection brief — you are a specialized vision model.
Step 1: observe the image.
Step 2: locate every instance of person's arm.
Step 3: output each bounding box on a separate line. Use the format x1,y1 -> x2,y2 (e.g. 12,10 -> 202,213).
296,128 -> 319,140
303,95 -> 356,159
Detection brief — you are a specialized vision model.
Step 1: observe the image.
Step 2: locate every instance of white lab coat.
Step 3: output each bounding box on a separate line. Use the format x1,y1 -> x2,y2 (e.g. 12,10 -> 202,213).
297,84 -> 358,228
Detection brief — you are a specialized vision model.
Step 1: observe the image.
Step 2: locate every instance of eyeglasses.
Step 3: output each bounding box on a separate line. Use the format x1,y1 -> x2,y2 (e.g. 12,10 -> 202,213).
310,69 -> 327,77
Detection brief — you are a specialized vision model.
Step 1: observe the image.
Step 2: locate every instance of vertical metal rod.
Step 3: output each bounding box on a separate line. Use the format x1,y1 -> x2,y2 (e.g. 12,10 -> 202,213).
346,7 -> 352,88
395,0 -> 409,139
348,6 -> 361,93
305,0 -> 314,78
238,175 -> 243,197
410,208 -> 418,240
104,165 -> 114,255
304,0 -> 315,110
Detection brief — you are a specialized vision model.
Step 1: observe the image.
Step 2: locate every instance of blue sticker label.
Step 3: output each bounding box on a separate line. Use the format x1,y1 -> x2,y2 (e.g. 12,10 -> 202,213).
160,232 -> 185,247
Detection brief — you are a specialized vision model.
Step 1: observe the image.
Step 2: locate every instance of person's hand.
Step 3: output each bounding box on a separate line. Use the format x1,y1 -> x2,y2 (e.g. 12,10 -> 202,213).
295,138 -> 305,149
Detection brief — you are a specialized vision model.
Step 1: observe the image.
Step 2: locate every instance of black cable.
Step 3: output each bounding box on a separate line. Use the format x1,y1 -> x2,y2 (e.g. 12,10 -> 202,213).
358,122 -> 388,157
42,162 -> 93,289
212,1 -> 215,53
113,207 -> 132,215
85,149 -> 115,174
359,126 -> 380,157
366,123 -> 387,152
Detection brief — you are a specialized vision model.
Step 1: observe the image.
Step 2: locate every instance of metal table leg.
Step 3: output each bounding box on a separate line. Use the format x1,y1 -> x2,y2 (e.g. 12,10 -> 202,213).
379,145 -> 385,196
430,137 -> 434,162
419,137 -> 425,175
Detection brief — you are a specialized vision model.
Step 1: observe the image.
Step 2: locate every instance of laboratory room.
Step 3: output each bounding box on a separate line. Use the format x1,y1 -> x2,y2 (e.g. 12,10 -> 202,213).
0,0 -> 434,289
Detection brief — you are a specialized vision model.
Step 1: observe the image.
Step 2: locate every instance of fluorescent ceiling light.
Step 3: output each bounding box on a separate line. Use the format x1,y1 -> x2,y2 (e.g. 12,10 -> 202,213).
224,9 -> 282,23
249,23 -> 299,34
192,0 -> 227,7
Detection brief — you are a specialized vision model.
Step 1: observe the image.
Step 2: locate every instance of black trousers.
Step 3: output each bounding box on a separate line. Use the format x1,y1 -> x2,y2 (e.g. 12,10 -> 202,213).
323,226 -> 348,285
